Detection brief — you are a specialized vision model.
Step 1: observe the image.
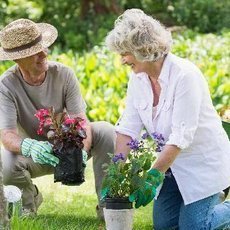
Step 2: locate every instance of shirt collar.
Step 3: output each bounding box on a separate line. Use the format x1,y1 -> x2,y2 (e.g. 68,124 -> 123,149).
133,52 -> 172,86
158,52 -> 172,86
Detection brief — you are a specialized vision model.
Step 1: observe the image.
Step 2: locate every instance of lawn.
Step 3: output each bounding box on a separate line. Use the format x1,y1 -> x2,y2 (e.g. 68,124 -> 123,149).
10,159 -> 153,230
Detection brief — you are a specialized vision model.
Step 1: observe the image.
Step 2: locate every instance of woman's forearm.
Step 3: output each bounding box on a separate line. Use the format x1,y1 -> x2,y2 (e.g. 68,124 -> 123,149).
115,132 -> 132,157
153,145 -> 181,173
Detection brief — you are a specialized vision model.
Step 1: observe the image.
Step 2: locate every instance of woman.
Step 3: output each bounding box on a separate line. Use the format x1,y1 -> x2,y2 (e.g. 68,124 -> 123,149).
105,9 -> 230,229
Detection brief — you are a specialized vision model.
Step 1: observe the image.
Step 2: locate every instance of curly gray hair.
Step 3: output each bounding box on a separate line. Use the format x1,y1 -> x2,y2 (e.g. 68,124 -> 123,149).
105,9 -> 173,62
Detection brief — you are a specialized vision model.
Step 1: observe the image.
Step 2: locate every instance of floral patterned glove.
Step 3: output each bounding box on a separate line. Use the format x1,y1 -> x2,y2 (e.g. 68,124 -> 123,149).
21,138 -> 59,167
129,168 -> 165,208
82,150 -> 88,167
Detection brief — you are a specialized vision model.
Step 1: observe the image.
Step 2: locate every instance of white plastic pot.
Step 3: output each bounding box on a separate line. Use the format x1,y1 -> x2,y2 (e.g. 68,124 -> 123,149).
4,185 -> 22,218
103,208 -> 134,230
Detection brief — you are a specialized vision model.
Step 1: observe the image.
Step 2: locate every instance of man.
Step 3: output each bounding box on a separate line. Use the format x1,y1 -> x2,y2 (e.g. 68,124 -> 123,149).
0,18 -> 115,218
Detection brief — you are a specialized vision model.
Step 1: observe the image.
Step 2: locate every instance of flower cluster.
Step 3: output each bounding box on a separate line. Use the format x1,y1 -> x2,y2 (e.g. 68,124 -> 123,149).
34,109 -> 50,135
35,107 -> 87,150
102,132 -> 165,199
112,153 -> 125,163
142,132 -> 165,152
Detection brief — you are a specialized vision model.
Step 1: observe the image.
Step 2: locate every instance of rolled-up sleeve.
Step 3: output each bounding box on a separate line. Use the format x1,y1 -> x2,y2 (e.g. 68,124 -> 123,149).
166,70 -> 203,149
116,75 -> 143,139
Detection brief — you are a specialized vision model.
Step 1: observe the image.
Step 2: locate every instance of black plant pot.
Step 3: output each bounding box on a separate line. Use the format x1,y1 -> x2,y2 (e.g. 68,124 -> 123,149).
53,145 -> 85,186
105,197 -> 133,210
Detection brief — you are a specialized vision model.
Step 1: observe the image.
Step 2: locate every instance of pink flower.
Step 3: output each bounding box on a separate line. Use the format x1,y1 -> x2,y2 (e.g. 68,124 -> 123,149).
37,127 -> 43,135
76,118 -> 87,129
64,118 -> 76,125
35,109 -> 49,121
44,118 -> 53,126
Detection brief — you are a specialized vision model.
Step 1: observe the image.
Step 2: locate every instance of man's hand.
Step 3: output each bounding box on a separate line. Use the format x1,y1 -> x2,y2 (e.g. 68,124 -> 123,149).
21,138 -> 59,167
129,168 -> 165,208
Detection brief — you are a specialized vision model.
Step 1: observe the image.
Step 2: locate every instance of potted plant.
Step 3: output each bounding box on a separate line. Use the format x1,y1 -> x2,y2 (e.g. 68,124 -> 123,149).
35,107 -> 87,186
101,132 -> 165,230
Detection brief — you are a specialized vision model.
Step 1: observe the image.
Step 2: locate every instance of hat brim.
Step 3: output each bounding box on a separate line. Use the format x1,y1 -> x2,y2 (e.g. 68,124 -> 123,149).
0,23 -> 58,61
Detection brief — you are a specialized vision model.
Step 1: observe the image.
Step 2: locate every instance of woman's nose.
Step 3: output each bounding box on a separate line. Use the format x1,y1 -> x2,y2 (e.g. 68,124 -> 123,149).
121,56 -> 127,65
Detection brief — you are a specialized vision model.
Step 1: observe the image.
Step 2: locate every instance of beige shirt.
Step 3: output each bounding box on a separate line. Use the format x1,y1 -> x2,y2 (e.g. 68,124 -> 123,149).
0,61 -> 86,141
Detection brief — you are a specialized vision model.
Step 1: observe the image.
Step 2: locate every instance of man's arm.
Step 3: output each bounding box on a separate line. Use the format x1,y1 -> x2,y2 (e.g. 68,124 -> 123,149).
0,129 -> 22,154
1,128 -> 59,166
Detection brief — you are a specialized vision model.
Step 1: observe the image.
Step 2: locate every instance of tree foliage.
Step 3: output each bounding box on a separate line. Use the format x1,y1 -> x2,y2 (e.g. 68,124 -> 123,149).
0,0 -> 229,51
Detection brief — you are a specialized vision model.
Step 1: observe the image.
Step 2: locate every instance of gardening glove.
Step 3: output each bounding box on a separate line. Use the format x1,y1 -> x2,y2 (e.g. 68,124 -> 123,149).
82,150 -> 88,167
129,168 -> 164,208
21,138 -> 59,167
100,187 -> 109,201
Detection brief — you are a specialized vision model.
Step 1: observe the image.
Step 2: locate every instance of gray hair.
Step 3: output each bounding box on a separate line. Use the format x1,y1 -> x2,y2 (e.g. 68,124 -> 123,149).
105,9 -> 173,62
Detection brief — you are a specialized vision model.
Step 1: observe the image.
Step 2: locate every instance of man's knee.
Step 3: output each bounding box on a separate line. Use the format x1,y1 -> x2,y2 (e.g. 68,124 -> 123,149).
91,121 -> 116,150
1,151 -> 30,186
3,164 -> 29,187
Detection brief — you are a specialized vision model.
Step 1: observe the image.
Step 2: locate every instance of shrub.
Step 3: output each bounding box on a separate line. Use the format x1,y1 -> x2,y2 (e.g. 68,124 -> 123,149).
170,0 -> 230,33
0,30 -> 229,123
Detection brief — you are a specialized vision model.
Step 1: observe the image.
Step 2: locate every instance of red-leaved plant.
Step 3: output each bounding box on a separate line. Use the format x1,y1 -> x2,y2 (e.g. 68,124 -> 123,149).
35,107 -> 87,185
34,107 -> 87,151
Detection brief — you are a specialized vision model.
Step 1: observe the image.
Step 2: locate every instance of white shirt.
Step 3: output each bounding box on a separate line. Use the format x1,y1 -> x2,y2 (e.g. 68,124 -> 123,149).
116,53 -> 230,205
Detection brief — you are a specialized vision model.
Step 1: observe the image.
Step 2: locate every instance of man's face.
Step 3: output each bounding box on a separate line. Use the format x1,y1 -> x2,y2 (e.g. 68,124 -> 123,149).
16,48 -> 49,75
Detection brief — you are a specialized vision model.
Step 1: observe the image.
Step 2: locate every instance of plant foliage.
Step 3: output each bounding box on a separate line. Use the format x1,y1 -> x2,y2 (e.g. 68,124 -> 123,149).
101,133 -> 164,198
34,107 -> 87,151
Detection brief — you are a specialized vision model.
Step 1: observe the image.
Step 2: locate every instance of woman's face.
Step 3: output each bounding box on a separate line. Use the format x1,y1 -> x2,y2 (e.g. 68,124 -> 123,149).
121,53 -> 146,73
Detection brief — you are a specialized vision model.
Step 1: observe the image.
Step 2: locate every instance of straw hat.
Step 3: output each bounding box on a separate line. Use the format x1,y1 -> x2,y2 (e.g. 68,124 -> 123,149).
0,18 -> 58,61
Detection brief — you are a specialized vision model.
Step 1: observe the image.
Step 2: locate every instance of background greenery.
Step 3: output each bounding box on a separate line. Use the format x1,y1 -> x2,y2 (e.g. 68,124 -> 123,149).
0,30 -> 229,123
0,0 -> 229,51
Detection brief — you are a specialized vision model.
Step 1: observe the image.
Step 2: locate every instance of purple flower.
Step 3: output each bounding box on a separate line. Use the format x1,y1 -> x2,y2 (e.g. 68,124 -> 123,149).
142,132 -> 149,139
151,132 -> 165,152
112,153 -> 125,163
127,138 -> 140,151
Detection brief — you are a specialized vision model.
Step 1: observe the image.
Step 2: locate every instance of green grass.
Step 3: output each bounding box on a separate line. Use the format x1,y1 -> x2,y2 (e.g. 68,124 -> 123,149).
10,159 -> 153,230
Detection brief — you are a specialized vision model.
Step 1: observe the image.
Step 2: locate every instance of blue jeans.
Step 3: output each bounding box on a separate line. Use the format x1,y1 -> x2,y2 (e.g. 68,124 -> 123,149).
153,169 -> 230,230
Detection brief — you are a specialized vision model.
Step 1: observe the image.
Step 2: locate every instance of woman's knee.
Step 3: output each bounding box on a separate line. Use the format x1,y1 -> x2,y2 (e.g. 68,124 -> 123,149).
154,215 -> 178,230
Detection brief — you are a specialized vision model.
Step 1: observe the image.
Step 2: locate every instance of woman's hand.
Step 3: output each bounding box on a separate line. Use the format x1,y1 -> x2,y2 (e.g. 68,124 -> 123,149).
129,168 -> 165,208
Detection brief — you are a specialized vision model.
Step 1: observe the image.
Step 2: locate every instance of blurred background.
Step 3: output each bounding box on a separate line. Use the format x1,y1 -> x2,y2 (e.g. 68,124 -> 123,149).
1,0 -> 229,50
0,0 -> 229,123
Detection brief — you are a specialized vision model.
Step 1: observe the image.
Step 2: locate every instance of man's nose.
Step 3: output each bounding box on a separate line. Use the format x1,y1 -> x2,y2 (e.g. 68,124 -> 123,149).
39,48 -> 48,57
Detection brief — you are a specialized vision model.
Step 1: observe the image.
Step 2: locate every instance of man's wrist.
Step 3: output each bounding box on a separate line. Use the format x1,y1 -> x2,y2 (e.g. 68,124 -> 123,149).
82,149 -> 88,155
21,138 -> 34,157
